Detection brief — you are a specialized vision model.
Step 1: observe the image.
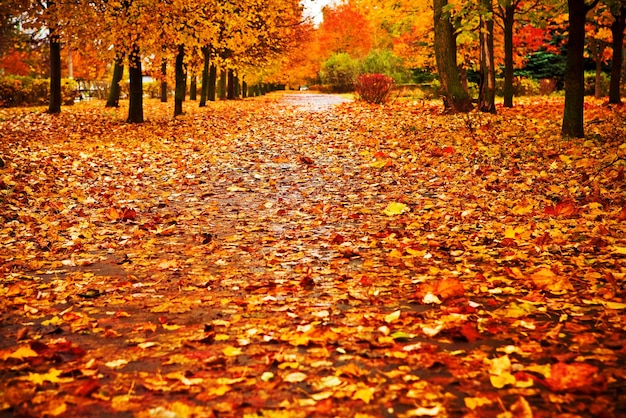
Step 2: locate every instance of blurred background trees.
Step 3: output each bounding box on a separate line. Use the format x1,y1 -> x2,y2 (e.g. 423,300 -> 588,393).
0,0 -> 624,130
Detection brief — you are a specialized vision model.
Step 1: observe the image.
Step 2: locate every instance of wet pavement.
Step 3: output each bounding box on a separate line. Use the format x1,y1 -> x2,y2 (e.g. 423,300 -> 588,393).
278,92 -> 353,111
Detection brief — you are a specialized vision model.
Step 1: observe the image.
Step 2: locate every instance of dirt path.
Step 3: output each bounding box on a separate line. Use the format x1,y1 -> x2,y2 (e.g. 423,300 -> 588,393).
0,96 -> 625,417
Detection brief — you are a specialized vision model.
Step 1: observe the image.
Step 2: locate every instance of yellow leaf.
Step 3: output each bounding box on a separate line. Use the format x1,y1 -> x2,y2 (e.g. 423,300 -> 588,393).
4,346 -> 39,361
207,385 -> 231,396
284,372 -> 307,383
388,249 -> 403,258
105,359 -> 128,369
384,310 -> 401,323
46,401 -> 67,417
382,202 -> 409,216
369,160 -> 388,168
489,354 -> 512,375
559,154 -> 571,165
612,246 -> 626,255
490,372 -> 516,388
20,368 -> 74,385
162,324 -> 183,331
352,387 -> 375,403
223,346 -> 242,357
464,396 -> 493,410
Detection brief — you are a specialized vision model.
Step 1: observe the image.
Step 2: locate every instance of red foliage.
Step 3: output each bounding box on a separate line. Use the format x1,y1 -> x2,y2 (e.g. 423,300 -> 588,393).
354,73 -> 394,104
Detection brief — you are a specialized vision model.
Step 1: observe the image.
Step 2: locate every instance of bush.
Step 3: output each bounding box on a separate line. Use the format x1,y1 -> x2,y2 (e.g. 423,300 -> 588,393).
584,71 -> 610,96
319,53 -> 361,93
362,50 -> 410,84
495,77 -> 542,96
354,73 -> 395,104
0,75 -> 77,107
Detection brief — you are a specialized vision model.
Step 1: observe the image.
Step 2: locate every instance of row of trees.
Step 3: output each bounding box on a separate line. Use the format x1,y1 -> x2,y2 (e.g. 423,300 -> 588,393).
280,0 -> 625,138
1,0 -> 304,122
1,0 -> 625,137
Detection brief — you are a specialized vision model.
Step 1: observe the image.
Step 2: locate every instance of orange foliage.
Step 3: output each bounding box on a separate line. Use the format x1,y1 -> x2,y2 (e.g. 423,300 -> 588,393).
0,50 -> 33,76
316,0 -> 372,59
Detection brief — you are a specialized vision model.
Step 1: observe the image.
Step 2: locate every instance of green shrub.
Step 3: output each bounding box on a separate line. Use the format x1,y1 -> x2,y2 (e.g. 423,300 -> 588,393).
319,53 -> 361,93
495,77 -> 542,96
584,71 -> 610,96
0,75 -> 77,107
362,50 -> 410,84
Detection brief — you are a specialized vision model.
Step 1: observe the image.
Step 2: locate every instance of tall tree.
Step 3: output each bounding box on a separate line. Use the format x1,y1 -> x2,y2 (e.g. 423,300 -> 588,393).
562,0 -> 599,138
479,0 -> 496,113
208,63 -> 217,101
174,44 -> 186,117
199,46 -> 210,106
46,0 -> 62,114
609,3 -> 625,104
106,53 -> 124,107
127,45 -> 143,123
160,57 -> 168,103
433,0 -> 473,113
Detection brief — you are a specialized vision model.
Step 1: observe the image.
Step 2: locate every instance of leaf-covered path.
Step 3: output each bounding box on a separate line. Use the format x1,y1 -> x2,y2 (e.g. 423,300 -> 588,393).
1,95 -> 626,417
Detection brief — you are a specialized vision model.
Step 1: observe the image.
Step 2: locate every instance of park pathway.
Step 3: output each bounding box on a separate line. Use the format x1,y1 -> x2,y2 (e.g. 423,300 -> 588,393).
0,94 -> 624,417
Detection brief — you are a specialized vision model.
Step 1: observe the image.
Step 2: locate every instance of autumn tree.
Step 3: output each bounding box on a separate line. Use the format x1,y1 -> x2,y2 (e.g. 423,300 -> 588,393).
608,1 -> 625,104
317,0 -> 372,60
42,0 -> 62,114
106,54 -> 124,107
478,0 -> 496,113
433,0 -> 473,113
562,0 -> 600,138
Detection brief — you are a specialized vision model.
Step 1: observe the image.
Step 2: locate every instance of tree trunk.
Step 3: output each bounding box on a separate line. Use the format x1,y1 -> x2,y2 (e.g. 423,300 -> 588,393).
200,47 -> 209,106
478,0 -> 496,113
227,69 -> 235,99
242,78 -> 247,98
433,0 -> 472,113
219,69 -> 227,100
48,31 -> 62,114
174,44 -> 186,117
592,38 -> 605,98
208,64 -> 217,101
502,3 -> 515,108
127,45 -> 144,123
160,58 -> 167,102
562,0 -> 595,138
106,53 -> 124,107
609,6 -> 625,104
189,75 -> 197,100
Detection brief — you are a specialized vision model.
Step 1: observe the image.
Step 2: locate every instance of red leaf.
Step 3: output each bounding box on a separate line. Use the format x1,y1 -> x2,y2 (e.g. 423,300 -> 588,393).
544,200 -> 578,217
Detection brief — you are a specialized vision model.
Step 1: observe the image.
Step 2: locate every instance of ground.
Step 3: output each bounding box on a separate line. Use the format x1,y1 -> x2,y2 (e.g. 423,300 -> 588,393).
0,93 -> 625,417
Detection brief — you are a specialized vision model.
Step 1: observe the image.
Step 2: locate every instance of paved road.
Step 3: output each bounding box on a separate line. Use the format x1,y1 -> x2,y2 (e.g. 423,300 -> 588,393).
278,92 -> 352,111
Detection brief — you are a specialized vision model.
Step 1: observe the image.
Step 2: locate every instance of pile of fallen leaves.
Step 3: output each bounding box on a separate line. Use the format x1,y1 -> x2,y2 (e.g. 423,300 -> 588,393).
0,95 -> 625,417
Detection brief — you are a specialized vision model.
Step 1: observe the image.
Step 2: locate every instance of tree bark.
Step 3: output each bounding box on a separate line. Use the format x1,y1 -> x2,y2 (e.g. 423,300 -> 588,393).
48,30 -> 62,114
127,45 -> 144,123
478,0 -> 496,113
609,6 -> 625,104
562,0 -> 597,138
591,38 -> 605,98
227,69 -> 235,99
433,0 -> 472,113
502,3 -> 515,108
219,69 -> 227,100
174,44 -> 186,117
208,64 -> 217,101
160,57 -> 167,102
189,75 -> 197,100
199,47 -> 209,107
106,53 -> 124,107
